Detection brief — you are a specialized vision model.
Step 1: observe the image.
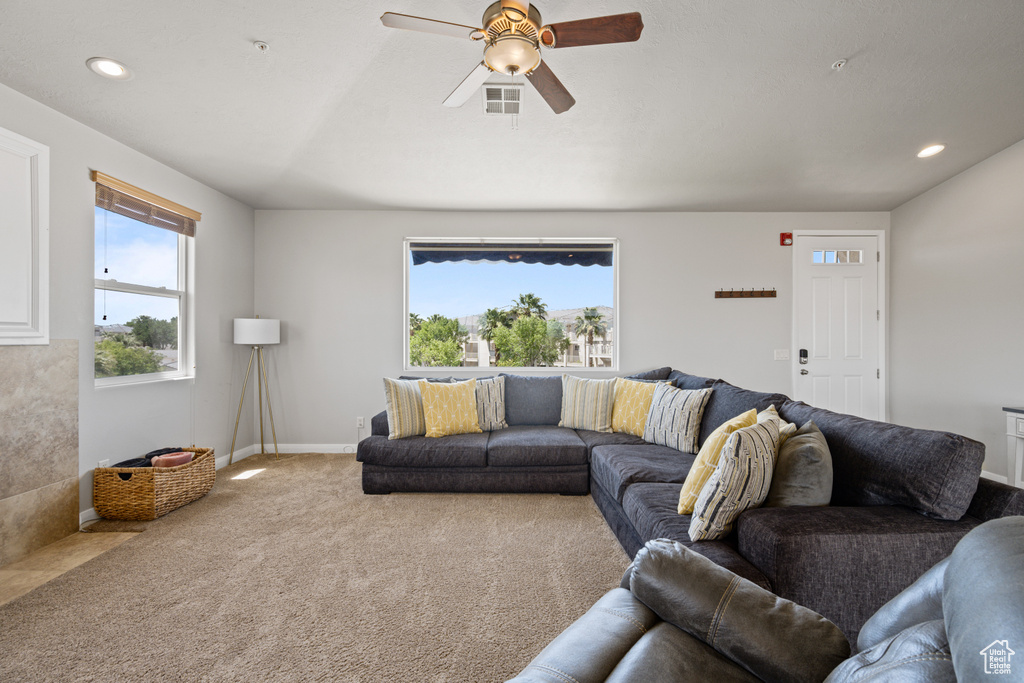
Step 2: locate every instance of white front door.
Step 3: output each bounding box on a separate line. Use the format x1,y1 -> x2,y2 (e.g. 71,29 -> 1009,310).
793,234 -> 882,420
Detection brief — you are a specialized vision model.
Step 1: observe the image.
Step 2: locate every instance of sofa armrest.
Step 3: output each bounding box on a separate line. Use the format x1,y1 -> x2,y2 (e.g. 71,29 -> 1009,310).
371,410 -> 388,437
507,588 -> 658,683
628,539 -> 849,683
737,505 -> 978,643
966,477 -> 1024,521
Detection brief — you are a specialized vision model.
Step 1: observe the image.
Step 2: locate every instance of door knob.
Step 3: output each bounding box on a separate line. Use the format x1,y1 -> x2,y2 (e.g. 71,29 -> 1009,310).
800,369 -> 809,375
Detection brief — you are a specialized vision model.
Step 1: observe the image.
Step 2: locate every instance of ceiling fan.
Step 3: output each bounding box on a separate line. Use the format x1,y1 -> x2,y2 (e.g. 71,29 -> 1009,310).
380,1 -> 643,114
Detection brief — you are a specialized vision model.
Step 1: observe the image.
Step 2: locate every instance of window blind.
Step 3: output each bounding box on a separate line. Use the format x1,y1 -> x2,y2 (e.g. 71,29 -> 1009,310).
91,171 -> 200,237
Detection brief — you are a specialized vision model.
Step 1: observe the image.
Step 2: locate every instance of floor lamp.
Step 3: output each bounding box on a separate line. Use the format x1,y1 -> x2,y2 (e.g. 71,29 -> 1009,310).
229,317 -> 281,465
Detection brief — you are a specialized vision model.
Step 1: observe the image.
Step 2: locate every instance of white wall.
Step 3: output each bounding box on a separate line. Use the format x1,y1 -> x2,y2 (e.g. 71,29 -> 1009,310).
890,138 -> 1024,478
254,210 -> 887,446
0,84 -> 258,514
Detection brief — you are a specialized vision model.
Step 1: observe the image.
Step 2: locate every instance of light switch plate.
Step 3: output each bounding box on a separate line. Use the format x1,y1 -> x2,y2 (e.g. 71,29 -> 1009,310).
774,349 -> 790,361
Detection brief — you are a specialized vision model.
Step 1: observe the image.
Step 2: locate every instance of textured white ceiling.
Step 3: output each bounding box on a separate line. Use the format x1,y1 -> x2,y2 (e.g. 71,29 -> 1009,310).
1,1 -> 1023,211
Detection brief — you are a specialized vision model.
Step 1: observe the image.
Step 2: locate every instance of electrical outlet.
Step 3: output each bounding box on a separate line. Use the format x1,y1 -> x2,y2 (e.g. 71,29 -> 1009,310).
774,349 -> 791,361
356,417 -> 365,429
97,459 -> 110,469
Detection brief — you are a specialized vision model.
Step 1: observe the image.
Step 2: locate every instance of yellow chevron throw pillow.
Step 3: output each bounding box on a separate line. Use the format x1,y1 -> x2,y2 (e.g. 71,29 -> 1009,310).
677,408 -> 757,514
419,379 -> 483,438
611,378 -> 662,437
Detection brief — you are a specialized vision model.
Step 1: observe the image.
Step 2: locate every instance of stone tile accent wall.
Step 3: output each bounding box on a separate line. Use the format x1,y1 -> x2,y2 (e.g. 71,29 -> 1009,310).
0,340 -> 79,567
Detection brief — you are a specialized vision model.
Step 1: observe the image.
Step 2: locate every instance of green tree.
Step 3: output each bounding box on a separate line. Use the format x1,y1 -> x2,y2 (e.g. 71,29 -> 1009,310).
126,315 -> 177,349
409,313 -> 424,336
493,316 -> 559,367
409,315 -> 467,367
477,307 -> 512,364
573,308 -> 608,367
510,293 -> 547,321
94,339 -> 162,378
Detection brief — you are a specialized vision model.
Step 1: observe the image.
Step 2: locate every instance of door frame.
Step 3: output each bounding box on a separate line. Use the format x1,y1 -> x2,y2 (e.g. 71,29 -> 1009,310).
790,229 -> 888,421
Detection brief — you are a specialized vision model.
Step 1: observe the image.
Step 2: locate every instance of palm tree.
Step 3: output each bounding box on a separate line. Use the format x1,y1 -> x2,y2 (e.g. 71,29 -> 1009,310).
409,313 -> 423,337
478,308 -> 511,364
510,293 -> 547,320
573,308 -> 608,367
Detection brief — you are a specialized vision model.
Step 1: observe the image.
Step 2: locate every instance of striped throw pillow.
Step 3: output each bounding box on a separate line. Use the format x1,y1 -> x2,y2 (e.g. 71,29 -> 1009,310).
677,409 -> 757,514
559,375 -> 616,433
643,384 -> 712,453
475,376 -> 508,432
383,378 -> 427,440
688,418 -> 780,541
419,379 -> 483,438
611,378 -> 664,437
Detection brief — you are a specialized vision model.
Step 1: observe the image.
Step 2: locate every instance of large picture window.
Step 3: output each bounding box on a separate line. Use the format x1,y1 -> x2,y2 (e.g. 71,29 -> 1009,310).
92,172 -> 198,384
405,239 -> 617,370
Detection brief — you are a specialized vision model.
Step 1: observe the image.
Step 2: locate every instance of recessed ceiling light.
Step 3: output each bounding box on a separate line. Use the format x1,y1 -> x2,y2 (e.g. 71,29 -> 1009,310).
917,144 -> 945,158
86,57 -> 133,80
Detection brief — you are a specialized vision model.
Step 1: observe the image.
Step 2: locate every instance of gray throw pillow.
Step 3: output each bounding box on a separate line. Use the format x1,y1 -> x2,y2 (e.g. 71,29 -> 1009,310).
500,374 -> 562,425
764,420 -> 833,507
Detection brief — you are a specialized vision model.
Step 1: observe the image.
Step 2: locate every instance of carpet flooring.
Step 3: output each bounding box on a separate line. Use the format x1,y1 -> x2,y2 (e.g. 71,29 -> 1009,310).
0,453 -> 630,682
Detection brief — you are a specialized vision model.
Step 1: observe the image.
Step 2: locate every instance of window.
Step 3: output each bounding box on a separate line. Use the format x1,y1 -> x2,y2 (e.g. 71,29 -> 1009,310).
92,172 -> 199,384
405,239 -> 617,370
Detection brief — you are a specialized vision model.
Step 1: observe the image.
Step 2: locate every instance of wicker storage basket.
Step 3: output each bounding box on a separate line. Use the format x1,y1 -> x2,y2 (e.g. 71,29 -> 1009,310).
93,447 -> 215,521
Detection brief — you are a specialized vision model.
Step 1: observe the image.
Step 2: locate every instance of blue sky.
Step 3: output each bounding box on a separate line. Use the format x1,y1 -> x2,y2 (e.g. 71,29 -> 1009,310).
409,259 -> 613,319
94,207 -> 179,326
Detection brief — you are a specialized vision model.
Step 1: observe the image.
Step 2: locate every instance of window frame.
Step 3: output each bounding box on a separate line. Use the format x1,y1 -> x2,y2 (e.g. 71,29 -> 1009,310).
403,237 -> 619,373
93,188 -> 193,388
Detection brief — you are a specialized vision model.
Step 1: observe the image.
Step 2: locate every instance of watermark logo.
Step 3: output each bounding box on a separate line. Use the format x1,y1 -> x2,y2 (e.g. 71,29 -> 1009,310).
980,640 -> 1015,675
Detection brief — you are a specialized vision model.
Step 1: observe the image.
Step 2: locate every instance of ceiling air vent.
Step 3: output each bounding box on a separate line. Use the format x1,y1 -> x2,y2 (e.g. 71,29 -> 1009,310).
482,84 -> 523,115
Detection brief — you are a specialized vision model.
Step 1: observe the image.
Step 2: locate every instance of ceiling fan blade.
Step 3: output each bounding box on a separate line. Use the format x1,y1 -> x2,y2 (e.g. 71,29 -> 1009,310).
525,61 -> 575,114
381,12 -> 483,40
443,62 -> 494,108
541,12 -> 644,48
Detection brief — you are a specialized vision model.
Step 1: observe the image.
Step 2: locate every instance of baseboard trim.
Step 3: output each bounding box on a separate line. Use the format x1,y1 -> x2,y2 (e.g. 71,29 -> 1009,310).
80,508 -> 99,527
981,470 -> 1008,484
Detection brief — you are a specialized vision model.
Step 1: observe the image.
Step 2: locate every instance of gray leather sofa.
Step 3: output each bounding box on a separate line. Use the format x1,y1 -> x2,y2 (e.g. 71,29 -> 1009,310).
508,516 -> 1024,682
358,366 -> 1024,642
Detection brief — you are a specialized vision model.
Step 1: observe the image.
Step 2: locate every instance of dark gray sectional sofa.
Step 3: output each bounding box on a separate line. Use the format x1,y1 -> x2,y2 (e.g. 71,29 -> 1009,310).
356,366 -> 1024,643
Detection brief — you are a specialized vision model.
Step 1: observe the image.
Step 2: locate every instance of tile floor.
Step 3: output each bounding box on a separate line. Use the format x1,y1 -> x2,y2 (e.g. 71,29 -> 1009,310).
0,531 -> 138,607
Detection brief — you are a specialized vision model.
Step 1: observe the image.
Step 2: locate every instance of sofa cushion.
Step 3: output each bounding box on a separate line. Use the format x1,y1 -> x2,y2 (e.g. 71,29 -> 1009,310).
678,409 -> 757,514
667,369 -> 717,391
628,539 -> 850,683
419,379 -> 483,438
356,433 -> 489,468
826,620 -> 953,683
501,374 -> 562,425
736,505 -> 980,642
576,429 -> 648,453
698,380 -> 789,448
605,621 -> 761,683
777,399 -> 984,520
486,425 -> 587,467
764,420 -> 833,508
689,419 -> 779,541
626,366 -> 672,381
474,376 -> 508,431
643,384 -> 712,454
560,375 -> 616,432
382,377 -> 428,439
618,483 -> 772,589
591,445 -> 696,503
611,377 -> 664,437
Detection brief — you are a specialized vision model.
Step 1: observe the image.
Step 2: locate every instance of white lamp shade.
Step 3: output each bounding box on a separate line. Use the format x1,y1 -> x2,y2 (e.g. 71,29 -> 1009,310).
234,318 -> 280,345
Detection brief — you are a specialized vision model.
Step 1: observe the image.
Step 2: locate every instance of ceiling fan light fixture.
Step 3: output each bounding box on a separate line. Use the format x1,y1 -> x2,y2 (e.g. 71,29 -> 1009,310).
484,34 -> 541,75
